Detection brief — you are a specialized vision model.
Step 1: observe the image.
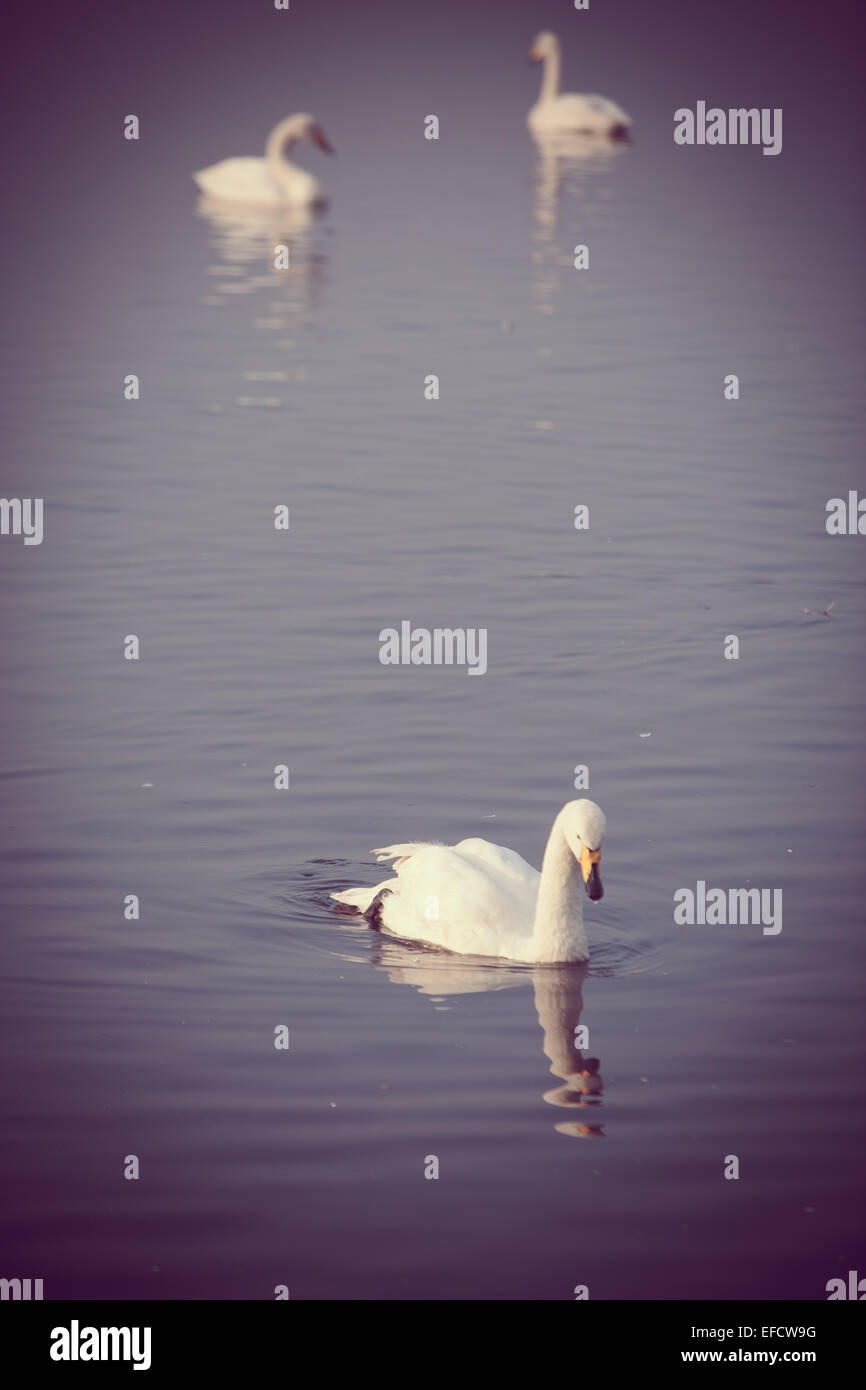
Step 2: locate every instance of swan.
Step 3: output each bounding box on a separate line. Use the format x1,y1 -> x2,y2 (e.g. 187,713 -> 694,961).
331,800 -> 606,964
528,32 -> 631,138
192,113 -> 334,208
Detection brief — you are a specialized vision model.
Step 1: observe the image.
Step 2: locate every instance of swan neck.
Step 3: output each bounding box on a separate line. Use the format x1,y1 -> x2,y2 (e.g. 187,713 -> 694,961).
540,46 -> 562,104
266,120 -> 300,179
531,812 -> 587,963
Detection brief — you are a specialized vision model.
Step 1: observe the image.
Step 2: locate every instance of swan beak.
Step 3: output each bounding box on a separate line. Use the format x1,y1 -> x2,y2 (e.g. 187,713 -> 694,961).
580,846 -> 603,901
314,129 -> 335,154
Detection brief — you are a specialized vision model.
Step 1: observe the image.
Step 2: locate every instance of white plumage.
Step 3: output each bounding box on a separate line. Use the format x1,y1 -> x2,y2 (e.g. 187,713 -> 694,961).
527,31 -> 631,138
193,113 -> 334,208
332,800 -> 607,964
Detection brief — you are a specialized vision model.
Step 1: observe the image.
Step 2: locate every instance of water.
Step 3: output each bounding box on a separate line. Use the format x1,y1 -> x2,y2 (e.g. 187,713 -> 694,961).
2,0 -> 864,1300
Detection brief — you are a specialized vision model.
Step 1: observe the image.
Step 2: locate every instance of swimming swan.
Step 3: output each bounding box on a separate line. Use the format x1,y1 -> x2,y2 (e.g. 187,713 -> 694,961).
192,113 -> 334,208
528,32 -> 631,138
331,800 -> 607,964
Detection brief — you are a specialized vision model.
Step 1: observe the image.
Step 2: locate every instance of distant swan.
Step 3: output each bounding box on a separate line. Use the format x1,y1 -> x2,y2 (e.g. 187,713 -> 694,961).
332,800 -> 606,964
193,113 -> 334,208
528,31 -> 631,138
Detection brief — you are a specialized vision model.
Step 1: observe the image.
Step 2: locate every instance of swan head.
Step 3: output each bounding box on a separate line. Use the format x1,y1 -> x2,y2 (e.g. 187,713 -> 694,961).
561,799 -> 606,901
272,113 -> 335,156
529,31 -> 560,63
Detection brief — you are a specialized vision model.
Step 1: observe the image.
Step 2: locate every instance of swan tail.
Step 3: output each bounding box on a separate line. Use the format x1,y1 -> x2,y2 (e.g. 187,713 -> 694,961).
363,887 -> 393,930
331,840 -> 442,916
331,869 -> 403,913
331,885 -> 379,911
330,882 -> 395,927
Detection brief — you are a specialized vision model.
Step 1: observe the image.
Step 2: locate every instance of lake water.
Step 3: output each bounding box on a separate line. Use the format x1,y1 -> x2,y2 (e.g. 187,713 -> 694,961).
2,0 -> 864,1300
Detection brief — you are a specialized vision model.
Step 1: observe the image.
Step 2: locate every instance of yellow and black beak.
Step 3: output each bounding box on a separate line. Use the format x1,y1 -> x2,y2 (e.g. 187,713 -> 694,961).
580,846 -> 603,901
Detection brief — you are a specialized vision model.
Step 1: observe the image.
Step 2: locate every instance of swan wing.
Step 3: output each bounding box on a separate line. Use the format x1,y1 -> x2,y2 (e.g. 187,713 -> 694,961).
375,839 -> 539,958
530,93 -> 631,133
576,94 -> 632,125
372,840 -> 443,865
192,157 -> 282,204
452,837 -> 539,888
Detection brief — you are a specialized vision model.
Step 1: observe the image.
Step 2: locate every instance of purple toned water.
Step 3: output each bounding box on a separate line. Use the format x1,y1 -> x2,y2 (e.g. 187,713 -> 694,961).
1,0 -> 864,1299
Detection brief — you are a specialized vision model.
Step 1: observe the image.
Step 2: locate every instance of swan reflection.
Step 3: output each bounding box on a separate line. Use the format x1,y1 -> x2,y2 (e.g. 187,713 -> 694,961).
366,935 -> 605,1138
196,196 -> 329,294
531,130 -> 626,316
194,196 -> 330,408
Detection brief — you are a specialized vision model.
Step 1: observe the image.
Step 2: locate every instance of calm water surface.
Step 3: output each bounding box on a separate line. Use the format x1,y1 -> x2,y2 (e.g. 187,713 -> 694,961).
1,0 -> 864,1299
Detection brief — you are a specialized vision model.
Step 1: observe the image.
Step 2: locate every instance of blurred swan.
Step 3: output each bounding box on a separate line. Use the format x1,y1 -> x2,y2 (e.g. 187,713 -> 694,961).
331,800 -> 606,964
193,113 -> 334,208
528,31 -> 631,138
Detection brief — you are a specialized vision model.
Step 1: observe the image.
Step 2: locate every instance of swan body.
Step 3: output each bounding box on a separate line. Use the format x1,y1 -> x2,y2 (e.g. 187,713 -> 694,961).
528,32 -> 631,137
332,800 -> 606,964
193,113 -> 333,208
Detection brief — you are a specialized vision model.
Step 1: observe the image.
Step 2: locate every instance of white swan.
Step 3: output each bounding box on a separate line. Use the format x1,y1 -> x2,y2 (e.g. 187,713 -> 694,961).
331,800 -> 606,964
192,113 -> 334,208
528,32 -> 631,138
